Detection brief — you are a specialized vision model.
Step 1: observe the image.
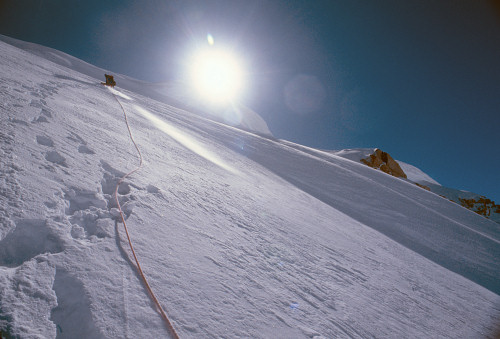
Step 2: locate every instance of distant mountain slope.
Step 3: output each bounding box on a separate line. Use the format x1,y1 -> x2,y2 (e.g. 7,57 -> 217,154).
0,36 -> 499,338
397,161 -> 441,185
335,148 -> 500,224
425,183 -> 500,224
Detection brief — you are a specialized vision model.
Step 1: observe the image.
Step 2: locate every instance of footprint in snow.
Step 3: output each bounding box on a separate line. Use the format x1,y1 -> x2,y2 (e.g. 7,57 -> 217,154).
0,219 -> 64,268
31,108 -> 53,123
9,118 -> 29,126
99,161 -> 136,221
45,150 -> 67,167
50,269 -> 104,338
67,132 -> 95,154
63,187 -> 113,240
66,132 -> 85,144
78,145 -> 95,155
32,116 -> 49,123
29,99 -> 46,108
146,184 -> 161,194
36,135 -> 54,147
40,108 -> 52,118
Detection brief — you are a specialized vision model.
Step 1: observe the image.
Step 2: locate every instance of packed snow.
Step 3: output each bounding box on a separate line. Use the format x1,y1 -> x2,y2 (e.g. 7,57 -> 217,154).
0,35 -> 499,338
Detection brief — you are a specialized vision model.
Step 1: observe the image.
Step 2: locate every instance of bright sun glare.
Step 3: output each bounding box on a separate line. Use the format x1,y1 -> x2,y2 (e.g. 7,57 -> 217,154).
190,48 -> 245,104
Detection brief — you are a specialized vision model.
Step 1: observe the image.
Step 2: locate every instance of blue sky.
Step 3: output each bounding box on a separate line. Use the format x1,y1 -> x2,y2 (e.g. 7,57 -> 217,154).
1,0 -> 499,202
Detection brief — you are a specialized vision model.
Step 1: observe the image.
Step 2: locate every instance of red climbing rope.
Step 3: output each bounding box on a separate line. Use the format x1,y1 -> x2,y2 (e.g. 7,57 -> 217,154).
111,91 -> 180,339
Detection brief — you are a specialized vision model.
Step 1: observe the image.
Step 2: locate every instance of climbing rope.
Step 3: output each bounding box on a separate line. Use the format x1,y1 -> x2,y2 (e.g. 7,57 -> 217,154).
111,91 -> 180,339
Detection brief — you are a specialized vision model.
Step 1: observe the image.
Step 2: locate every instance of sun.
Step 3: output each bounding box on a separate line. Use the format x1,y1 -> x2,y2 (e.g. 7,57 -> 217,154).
189,48 -> 245,104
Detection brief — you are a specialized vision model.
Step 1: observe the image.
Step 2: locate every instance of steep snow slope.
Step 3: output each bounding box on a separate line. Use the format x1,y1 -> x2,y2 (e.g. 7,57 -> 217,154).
0,34 -> 271,137
1,38 -> 499,338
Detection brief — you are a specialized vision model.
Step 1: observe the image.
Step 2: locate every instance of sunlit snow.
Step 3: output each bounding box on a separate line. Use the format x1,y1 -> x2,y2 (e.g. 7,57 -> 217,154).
0,35 -> 499,338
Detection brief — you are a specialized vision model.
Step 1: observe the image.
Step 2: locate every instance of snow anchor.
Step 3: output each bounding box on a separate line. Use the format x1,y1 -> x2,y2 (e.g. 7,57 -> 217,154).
110,90 -> 180,339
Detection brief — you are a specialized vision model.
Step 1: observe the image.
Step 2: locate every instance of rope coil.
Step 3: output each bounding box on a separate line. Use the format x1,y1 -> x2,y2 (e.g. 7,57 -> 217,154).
111,91 -> 180,339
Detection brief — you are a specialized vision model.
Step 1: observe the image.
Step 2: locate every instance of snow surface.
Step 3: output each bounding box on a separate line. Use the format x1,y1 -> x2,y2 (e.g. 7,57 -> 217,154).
1,36 -> 500,338
397,161 -> 440,186
0,35 -> 272,138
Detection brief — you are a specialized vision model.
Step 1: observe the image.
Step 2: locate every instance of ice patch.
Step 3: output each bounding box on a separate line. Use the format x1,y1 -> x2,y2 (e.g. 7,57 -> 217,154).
78,145 -> 95,154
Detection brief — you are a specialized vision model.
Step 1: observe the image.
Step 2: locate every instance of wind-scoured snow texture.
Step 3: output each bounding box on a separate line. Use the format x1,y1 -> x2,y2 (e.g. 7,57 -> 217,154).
0,37 -> 499,339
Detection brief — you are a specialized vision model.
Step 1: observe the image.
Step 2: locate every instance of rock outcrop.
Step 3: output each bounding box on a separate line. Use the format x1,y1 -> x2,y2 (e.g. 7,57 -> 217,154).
458,197 -> 500,218
361,149 -> 407,179
415,183 -> 431,191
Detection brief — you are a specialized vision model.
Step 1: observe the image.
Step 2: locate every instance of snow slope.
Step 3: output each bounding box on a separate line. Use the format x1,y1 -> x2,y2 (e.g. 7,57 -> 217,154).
0,34 -> 271,137
0,37 -> 499,338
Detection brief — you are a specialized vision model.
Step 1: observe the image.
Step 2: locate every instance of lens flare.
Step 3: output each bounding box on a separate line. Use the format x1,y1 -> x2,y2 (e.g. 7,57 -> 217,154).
207,34 -> 214,45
